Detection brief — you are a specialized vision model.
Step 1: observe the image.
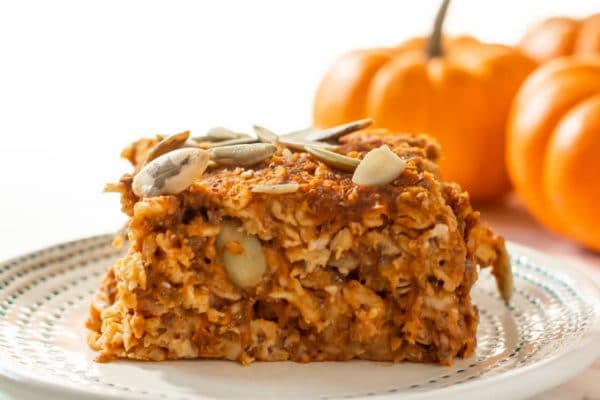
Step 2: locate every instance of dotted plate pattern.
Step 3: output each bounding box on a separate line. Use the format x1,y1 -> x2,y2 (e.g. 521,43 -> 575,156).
0,236 -> 598,400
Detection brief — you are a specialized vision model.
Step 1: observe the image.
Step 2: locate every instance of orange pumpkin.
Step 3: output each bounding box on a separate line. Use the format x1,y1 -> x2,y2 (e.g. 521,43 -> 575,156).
314,0 -> 536,201
520,13 -> 600,63
507,56 -> 600,251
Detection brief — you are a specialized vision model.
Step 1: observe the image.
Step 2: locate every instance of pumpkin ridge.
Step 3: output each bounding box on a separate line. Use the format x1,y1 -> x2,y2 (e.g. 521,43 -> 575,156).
543,93 -> 600,250
508,79 -> 600,233
520,13 -> 600,63
507,55 -> 600,250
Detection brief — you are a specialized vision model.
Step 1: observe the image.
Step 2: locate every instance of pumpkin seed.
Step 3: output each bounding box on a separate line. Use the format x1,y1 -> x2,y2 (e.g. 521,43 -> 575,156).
278,137 -> 340,152
251,183 -> 299,194
192,126 -> 250,142
132,148 -> 211,197
253,125 -> 279,144
207,136 -> 258,148
144,131 -> 190,165
284,126 -> 312,139
397,280 -> 411,295
206,126 -> 240,140
210,143 -> 276,166
216,219 -> 267,287
182,140 -> 201,148
285,118 -> 372,142
352,145 -> 406,186
398,286 -> 411,295
254,124 -> 341,151
305,145 -> 360,172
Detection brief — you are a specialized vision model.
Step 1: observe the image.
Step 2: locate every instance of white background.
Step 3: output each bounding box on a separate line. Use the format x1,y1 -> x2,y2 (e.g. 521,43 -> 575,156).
0,1 -> 599,398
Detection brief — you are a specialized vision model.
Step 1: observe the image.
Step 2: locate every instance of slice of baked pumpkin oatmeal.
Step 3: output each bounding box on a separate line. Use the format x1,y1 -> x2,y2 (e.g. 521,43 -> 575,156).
86,120 -> 511,365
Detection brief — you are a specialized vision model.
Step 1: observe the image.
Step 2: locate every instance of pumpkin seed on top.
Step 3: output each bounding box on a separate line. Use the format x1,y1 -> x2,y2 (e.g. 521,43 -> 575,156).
144,131 -> 190,165
192,126 -> 250,142
210,143 -> 277,166
284,118 -> 372,142
278,137 -> 340,152
253,125 -> 342,152
133,148 -> 211,198
253,125 -> 280,144
251,183 -> 299,194
305,145 -> 360,172
283,126 -> 312,139
207,136 -> 258,148
352,145 -> 406,186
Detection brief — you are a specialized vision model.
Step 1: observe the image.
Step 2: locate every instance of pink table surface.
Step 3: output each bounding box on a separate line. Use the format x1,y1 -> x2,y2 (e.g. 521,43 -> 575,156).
479,195 -> 600,400
479,195 -> 600,283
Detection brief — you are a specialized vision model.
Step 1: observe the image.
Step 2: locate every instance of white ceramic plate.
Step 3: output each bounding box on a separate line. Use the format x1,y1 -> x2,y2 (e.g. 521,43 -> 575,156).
0,236 -> 598,400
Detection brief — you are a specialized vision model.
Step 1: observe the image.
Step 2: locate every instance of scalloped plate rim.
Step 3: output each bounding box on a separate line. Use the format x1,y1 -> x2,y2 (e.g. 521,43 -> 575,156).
0,235 -> 596,400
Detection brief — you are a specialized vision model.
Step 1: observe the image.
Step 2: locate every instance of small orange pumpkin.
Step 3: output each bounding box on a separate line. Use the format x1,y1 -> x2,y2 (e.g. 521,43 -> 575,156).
520,13 -> 600,63
314,0 -> 536,201
507,56 -> 600,251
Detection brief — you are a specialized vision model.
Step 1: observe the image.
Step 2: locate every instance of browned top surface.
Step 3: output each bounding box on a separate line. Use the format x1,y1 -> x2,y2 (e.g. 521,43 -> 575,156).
122,129 -> 444,224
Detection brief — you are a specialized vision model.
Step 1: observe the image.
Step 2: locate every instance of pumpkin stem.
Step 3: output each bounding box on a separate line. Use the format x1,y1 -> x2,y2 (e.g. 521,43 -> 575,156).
426,0 -> 451,58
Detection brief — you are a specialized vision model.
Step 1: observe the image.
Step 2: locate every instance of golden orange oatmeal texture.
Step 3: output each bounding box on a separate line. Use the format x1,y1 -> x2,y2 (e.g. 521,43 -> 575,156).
87,128 -> 511,366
